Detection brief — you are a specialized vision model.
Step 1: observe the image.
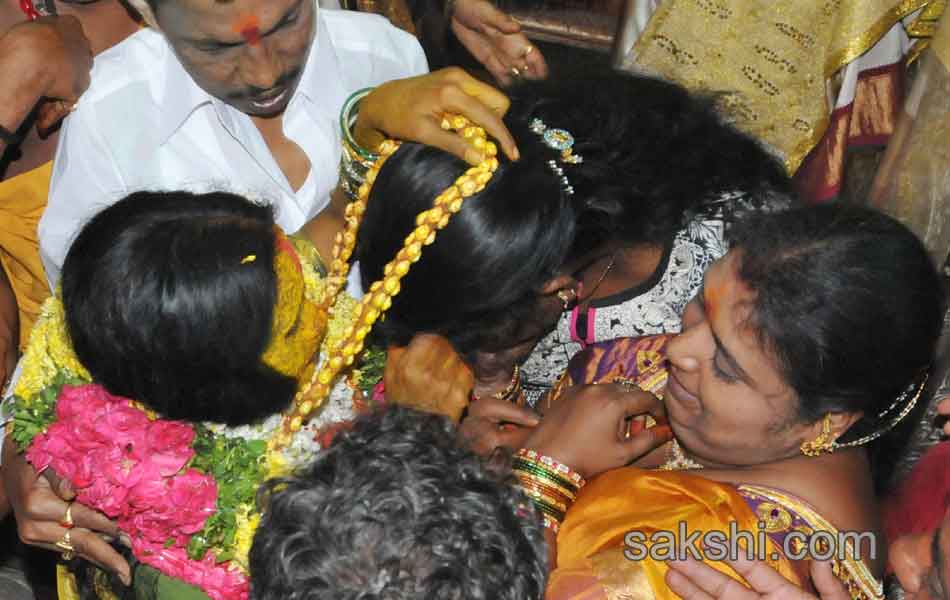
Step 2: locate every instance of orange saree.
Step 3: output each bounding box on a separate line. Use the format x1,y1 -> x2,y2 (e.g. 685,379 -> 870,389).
545,336 -> 883,600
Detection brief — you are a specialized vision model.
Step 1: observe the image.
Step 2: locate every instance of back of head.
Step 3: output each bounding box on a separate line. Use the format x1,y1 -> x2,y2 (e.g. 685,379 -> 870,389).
506,74 -> 793,254
356,115 -> 579,356
249,406 -> 548,600
61,190 -> 297,425
729,205 -> 944,488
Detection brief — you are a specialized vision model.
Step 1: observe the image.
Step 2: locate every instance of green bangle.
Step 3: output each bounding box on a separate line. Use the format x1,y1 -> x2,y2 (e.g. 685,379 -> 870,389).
512,460 -> 579,493
340,87 -> 379,162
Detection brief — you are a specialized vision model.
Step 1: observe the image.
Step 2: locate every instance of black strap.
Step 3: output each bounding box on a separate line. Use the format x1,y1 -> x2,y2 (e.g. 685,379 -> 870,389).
0,122 -> 24,146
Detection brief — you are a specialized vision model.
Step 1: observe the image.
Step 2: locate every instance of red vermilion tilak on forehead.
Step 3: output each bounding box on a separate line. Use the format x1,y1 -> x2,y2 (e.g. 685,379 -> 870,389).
232,14 -> 262,46
703,280 -> 726,321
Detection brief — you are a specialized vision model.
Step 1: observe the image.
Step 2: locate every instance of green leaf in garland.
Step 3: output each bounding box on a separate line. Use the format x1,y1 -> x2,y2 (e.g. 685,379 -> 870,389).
186,426 -> 267,562
10,373 -> 87,452
352,342 -> 387,398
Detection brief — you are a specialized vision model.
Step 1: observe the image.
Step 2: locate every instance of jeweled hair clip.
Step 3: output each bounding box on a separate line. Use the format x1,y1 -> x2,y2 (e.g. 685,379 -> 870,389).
530,118 -> 583,195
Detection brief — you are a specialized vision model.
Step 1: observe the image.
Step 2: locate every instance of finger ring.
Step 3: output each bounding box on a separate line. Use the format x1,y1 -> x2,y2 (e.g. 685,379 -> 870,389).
510,66 -> 521,77
59,502 -> 75,529
55,530 -> 75,561
523,45 -> 534,57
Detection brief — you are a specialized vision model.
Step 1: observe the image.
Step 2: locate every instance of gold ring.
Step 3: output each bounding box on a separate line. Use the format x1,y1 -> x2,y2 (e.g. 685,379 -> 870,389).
55,530 -> 75,561
59,502 -> 75,529
523,45 -> 534,57
510,66 -> 521,77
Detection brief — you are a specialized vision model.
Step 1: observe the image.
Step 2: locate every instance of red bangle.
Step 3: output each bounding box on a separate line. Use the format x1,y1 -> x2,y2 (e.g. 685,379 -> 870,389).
20,0 -> 40,20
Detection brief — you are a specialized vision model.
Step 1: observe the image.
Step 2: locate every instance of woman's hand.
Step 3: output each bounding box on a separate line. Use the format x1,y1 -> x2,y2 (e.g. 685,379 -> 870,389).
2,437 -> 131,585
666,552 -> 849,600
355,67 -> 518,165
450,0 -> 549,87
383,334 -> 475,422
522,383 -> 671,479
459,396 -> 540,455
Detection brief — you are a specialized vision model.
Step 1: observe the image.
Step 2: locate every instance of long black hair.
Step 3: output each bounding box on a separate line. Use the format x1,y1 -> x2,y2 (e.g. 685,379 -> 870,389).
506,73 -> 793,258
61,190 -> 297,426
357,116 -> 579,357
730,205 -> 944,490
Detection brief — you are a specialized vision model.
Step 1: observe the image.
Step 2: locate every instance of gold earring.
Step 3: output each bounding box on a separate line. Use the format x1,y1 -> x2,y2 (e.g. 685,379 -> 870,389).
800,414 -> 836,457
557,288 -> 576,310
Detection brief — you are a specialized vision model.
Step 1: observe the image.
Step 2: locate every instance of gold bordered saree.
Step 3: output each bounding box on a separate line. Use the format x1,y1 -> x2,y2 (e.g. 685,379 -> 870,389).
545,336 -> 883,600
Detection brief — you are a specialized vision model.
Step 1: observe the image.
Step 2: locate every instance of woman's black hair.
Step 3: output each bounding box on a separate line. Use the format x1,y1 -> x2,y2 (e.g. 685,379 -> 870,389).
729,205 -> 944,491
61,190 -> 297,426
357,74 -> 793,355
505,73 -> 793,257
356,116 -> 578,356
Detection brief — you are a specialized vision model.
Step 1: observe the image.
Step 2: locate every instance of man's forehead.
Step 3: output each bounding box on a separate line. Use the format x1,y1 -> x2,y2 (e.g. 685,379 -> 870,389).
158,0 -> 298,31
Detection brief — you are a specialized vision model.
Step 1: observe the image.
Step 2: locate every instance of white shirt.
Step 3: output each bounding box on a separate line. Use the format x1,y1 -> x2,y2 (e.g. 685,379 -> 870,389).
41,7 -> 427,288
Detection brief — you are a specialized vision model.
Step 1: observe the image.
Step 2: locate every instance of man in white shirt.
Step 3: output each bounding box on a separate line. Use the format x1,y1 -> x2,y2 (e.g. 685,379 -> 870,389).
41,0 -> 513,287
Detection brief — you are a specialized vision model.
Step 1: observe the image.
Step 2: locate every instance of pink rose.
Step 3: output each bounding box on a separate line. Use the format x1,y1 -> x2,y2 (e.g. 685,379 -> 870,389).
132,540 -> 249,600
56,384 -> 113,422
125,475 -> 170,514
95,402 -> 150,448
96,446 -> 147,490
167,469 -> 217,534
79,477 -> 129,519
145,421 -> 195,476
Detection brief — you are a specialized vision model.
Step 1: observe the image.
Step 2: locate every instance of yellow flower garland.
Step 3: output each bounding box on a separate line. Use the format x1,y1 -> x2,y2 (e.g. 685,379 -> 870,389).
270,115 -> 499,450
13,295 -> 91,402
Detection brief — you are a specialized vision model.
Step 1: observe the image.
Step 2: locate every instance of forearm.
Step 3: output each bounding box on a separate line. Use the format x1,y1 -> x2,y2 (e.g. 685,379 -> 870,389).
0,27 -> 51,153
0,267 -> 18,352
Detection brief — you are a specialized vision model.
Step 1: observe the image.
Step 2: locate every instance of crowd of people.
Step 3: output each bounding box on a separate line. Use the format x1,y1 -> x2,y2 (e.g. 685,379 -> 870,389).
0,1 -> 947,600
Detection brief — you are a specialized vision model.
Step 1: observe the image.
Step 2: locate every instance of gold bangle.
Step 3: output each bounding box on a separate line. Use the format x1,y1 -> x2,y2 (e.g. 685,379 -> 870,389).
516,472 -> 577,503
517,483 -> 569,512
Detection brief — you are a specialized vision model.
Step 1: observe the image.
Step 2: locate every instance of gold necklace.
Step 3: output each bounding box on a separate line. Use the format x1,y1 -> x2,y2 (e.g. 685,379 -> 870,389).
579,252 -> 617,302
658,439 -> 705,471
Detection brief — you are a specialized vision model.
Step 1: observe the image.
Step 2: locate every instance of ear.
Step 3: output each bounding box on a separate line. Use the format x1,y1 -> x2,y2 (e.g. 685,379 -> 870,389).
802,411 -> 863,444
827,411 -> 863,441
127,0 -> 160,29
539,274 -> 577,296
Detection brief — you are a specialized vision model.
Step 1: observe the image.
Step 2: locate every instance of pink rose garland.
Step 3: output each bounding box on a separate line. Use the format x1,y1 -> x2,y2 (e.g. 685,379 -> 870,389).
26,384 -> 249,600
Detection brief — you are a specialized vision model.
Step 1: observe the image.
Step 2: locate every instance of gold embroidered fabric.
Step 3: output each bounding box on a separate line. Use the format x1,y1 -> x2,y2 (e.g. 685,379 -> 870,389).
870,11 -> 950,266
737,485 -> 884,600
623,0 -> 933,173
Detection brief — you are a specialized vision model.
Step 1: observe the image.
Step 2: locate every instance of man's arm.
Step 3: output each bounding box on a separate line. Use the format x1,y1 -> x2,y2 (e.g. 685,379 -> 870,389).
0,16 -> 92,154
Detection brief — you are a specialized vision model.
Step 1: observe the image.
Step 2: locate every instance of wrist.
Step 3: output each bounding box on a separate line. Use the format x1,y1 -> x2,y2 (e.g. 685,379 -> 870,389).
352,85 -> 388,152
513,448 -> 585,533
